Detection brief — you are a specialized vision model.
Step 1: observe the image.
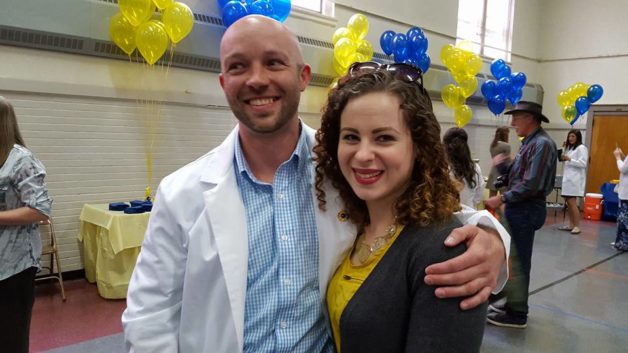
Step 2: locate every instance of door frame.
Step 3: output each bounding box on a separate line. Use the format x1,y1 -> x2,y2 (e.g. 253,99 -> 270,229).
584,104 -> 628,193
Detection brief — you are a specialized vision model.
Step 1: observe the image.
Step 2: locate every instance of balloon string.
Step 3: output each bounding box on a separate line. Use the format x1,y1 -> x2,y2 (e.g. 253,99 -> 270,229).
165,44 -> 175,76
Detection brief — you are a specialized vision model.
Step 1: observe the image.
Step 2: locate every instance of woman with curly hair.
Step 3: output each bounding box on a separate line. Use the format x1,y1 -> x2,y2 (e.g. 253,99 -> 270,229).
314,63 -> 487,353
444,127 -> 485,209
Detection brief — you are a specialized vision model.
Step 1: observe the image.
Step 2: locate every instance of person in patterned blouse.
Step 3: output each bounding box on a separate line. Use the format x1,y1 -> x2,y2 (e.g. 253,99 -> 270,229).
0,96 -> 53,353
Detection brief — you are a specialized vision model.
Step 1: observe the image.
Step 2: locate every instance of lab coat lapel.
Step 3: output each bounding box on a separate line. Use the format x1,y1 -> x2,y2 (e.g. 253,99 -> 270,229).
303,126 -> 357,301
202,127 -> 248,351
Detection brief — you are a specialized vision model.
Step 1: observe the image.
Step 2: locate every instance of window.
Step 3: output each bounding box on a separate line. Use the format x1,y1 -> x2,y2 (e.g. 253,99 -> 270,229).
456,0 -> 515,61
292,0 -> 334,17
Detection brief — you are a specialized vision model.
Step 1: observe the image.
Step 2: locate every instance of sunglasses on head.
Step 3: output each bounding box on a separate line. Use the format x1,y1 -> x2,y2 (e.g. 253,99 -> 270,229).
348,61 -> 424,87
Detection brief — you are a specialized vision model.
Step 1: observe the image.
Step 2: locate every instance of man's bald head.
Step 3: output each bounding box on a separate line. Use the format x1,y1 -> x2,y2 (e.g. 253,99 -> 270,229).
220,15 -> 305,70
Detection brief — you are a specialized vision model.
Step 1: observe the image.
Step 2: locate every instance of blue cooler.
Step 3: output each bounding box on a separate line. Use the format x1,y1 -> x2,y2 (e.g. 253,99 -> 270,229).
601,182 -> 619,221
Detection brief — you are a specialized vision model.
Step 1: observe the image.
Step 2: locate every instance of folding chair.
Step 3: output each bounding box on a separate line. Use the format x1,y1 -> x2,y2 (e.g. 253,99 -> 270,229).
35,218 -> 66,301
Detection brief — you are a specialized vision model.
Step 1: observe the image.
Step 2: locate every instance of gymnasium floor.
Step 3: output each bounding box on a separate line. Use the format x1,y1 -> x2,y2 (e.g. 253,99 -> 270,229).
30,212 -> 628,353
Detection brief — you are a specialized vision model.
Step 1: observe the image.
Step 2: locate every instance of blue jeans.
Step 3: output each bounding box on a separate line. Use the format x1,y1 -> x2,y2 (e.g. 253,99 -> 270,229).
501,201 -> 547,318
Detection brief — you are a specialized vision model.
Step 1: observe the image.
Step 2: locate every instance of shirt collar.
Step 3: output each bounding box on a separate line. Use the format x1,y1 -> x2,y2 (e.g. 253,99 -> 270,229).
234,122 -> 311,183
522,127 -> 543,145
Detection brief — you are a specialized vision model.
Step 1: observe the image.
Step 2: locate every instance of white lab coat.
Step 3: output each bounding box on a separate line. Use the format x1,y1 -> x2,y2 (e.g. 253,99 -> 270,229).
122,125 -> 510,353
459,163 -> 485,209
561,144 -> 588,197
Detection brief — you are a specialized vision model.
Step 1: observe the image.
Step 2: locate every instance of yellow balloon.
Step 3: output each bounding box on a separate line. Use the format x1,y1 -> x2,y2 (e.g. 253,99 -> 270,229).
332,27 -> 353,46
561,105 -> 577,123
557,90 -> 571,107
109,12 -> 137,56
354,53 -> 369,63
465,53 -> 482,76
456,39 -> 475,52
448,49 -> 465,73
153,0 -> 174,10
454,105 -> 473,127
459,76 -> 478,98
440,44 -> 455,68
452,70 -> 468,85
119,0 -> 155,27
333,57 -> 349,76
572,82 -> 588,98
347,14 -> 369,40
162,2 -> 194,44
441,84 -> 464,109
334,37 -> 357,68
136,20 -> 169,65
356,40 -> 373,61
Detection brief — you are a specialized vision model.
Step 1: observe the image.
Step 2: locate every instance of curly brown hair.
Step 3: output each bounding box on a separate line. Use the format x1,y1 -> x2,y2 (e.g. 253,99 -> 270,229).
313,69 -> 460,230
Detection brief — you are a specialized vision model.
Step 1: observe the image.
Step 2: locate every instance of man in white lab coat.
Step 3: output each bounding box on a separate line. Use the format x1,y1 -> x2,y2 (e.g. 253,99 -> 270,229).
122,15 -> 510,353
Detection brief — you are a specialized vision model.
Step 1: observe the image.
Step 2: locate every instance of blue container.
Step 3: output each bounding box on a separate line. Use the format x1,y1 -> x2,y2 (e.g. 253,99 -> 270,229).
124,206 -> 145,214
130,199 -> 145,207
601,182 -> 619,221
142,201 -> 153,212
109,202 -> 129,211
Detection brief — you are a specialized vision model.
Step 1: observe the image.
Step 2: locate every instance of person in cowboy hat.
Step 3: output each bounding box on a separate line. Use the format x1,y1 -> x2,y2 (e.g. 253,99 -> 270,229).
484,101 -> 557,328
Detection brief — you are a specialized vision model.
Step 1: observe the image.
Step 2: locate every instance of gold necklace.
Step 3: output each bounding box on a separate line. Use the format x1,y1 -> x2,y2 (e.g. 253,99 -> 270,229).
353,224 -> 398,264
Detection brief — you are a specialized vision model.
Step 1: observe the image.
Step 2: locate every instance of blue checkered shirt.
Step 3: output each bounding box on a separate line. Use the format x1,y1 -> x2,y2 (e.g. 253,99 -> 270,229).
234,126 -> 334,353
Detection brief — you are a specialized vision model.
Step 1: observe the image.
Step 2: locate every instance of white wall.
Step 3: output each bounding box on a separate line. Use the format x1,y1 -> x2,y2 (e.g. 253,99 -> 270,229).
537,0 -> 628,127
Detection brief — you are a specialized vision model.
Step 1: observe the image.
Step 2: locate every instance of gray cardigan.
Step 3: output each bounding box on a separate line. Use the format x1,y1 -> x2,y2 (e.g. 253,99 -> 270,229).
337,218 -> 487,353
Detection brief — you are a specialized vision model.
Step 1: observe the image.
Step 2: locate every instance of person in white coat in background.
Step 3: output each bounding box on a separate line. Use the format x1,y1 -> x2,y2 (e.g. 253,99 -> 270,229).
558,129 -> 588,234
612,146 -> 628,251
443,127 -> 485,209
122,15 -> 511,353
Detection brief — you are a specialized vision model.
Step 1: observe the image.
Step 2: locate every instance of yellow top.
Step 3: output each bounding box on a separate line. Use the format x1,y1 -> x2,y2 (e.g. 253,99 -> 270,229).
326,225 -> 404,352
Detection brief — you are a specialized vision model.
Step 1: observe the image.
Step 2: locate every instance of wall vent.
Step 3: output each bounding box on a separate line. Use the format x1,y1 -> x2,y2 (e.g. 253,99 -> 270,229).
1,27 -> 84,52
297,36 -> 333,49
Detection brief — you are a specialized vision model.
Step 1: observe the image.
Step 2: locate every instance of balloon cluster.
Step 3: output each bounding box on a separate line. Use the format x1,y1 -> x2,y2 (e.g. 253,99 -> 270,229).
109,0 -> 194,65
218,0 -> 291,28
557,82 -> 604,125
379,27 -> 430,73
439,43 -> 482,127
481,59 -> 527,115
332,14 -> 373,79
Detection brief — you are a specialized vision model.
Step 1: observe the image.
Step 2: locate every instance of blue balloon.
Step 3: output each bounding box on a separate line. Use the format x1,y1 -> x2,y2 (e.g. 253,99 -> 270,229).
394,49 -> 409,62
416,53 -> 430,73
497,76 -> 513,96
269,0 -> 291,22
575,96 -> 591,116
222,1 -> 248,27
488,96 -> 506,115
481,80 -> 498,99
511,72 -> 527,89
587,84 -> 604,103
392,33 -> 408,60
508,89 -> 523,105
406,27 -> 423,40
408,32 -> 428,55
380,30 -> 395,56
250,0 -> 272,16
403,58 -> 419,68
218,0 -> 234,9
490,59 -> 511,79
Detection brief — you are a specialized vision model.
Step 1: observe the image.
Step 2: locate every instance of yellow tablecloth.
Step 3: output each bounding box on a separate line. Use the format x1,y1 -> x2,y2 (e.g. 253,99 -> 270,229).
77,204 -> 150,299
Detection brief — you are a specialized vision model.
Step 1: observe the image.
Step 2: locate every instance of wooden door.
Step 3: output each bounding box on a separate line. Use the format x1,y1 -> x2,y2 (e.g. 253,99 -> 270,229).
587,115 -> 628,193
